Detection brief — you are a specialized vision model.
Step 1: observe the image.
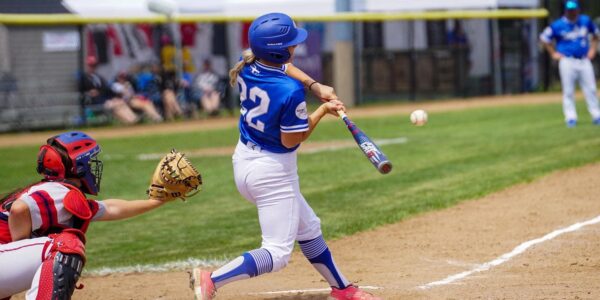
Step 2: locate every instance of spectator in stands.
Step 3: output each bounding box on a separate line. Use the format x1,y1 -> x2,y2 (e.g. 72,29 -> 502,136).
179,71 -> 200,119
193,59 -> 223,117
160,34 -> 178,95
160,33 -> 196,81
80,57 -> 138,125
136,63 -> 183,121
111,71 -> 163,123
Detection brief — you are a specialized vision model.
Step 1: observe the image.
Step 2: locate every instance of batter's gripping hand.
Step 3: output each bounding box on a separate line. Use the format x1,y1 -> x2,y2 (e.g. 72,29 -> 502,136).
147,149 -> 202,202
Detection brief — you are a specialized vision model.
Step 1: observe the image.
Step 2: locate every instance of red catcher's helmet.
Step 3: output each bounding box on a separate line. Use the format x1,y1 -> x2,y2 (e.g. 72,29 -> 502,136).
36,131 -> 103,195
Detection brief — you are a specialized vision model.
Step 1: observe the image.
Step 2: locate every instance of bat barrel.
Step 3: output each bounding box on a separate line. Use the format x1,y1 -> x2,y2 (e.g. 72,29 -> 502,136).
377,161 -> 393,174
338,110 -> 393,175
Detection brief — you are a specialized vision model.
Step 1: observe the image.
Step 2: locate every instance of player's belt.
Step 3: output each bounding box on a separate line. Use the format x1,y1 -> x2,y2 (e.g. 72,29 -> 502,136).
240,136 -> 262,152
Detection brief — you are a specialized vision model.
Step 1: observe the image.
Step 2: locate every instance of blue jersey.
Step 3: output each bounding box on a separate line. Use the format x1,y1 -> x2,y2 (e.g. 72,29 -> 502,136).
540,15 -> 600,58
236,61 -> 309,153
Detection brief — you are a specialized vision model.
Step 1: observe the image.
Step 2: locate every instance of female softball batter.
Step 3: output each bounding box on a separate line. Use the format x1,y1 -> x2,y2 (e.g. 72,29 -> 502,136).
191,13 -> 381,300
0,131 -> 168,300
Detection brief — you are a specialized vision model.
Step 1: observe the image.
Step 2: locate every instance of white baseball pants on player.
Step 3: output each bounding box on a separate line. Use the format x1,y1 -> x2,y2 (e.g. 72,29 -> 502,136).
233,140 -> 322,272
0,237 -> 52,299
558,57 -> 600,121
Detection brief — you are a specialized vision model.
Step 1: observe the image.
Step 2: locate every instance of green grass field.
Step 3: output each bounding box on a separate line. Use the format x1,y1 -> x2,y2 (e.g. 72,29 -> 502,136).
1,101 -> 599,270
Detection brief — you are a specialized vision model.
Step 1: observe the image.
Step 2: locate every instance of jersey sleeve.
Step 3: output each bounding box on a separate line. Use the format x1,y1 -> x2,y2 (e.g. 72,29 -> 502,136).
20,186 -> 68,233
280,86 -> 309,133
586,17 -> 600,37
20,193 -> 43,232
540,25 -> 554,43
90,200 -> 107,221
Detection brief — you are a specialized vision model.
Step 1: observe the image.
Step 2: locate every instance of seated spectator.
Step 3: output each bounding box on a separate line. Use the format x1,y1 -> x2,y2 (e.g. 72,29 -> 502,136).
193,59 -> 223,117
136,63 -> 183,121
111,71 -> 163,123
81,57 -> 138,125
179,71 -> 200,119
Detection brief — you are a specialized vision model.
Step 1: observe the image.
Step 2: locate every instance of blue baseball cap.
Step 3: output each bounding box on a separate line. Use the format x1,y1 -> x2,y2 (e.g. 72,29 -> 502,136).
565,0 -> 579,10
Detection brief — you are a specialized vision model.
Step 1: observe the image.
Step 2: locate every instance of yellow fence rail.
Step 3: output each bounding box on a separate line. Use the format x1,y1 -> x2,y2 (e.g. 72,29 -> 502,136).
0,9 -> 549,25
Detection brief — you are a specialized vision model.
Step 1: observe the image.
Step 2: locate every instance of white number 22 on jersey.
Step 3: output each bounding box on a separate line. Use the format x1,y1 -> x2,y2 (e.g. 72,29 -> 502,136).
237,77 -> 271,132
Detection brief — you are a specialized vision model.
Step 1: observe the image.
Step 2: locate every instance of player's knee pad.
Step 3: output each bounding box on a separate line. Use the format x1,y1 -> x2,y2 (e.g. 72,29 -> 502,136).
49,229 -> 86,261
52,252 -> 84,299
36,229 -> 86,299
38,252 -> 84,300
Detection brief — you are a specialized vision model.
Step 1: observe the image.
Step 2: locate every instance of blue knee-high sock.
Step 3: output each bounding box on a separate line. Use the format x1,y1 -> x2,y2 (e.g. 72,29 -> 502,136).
299,235 -> 350,289
210,248 -> 273,289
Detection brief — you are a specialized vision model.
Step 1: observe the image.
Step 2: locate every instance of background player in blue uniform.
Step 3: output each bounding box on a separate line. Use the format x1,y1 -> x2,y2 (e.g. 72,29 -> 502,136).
540,0 -> 600,127
190,12 -> 381,300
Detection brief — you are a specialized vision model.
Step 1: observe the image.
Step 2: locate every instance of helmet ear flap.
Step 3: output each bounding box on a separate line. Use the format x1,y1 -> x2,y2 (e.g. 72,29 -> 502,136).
36,147 -> 47,174
268,50 -> 289,62
37,145 -> 66,178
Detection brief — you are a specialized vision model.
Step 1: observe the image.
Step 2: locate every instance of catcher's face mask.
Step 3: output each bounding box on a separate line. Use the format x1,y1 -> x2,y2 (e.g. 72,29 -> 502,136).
79,153 -> 103,195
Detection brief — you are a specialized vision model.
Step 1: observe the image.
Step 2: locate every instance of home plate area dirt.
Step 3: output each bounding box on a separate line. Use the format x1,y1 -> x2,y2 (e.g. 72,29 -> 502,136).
12,162 -> 600,300
10,94 -> 600,299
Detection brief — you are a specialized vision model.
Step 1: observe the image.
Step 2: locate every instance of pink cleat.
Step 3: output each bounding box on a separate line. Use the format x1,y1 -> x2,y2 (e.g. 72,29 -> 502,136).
189,268 -> 216,300
329,285 -> 382,300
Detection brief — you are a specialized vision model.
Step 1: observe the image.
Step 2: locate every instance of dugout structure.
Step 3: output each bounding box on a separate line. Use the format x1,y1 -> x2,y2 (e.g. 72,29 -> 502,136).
0,3 -> 551,132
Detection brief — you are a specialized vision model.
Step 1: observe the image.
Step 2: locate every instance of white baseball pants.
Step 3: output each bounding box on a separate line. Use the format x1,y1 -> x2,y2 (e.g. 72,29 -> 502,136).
232,140 -> 322,272
558,57 -> 600,121
0,237 -> 52,299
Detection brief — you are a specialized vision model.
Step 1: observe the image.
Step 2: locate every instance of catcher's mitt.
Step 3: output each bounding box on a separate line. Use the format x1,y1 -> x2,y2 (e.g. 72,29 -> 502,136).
147,149 -> 202,202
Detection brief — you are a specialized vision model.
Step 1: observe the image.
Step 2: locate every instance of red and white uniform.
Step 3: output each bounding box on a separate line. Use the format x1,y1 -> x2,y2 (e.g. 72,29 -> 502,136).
0,182 -> 105,299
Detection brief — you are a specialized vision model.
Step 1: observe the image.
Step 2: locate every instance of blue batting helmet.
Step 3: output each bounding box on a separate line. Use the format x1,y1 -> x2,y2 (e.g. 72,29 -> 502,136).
37,131 -> 102,195
248,12 -> 308,64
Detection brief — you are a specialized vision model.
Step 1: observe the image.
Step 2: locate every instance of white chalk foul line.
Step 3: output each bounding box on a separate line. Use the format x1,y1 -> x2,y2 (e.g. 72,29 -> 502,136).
248,286 -> 383,296
419,214 -> 600,290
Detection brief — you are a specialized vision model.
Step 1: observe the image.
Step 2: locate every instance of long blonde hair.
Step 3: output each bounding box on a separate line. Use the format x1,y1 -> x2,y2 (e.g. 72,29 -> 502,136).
229,49 -> 256,87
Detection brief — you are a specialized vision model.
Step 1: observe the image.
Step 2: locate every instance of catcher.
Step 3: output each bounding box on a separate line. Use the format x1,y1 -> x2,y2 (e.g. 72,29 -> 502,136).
0,131 -> 201,300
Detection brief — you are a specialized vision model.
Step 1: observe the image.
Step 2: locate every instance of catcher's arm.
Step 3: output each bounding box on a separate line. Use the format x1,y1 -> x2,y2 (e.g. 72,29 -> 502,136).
286,63 -> 338,102
7,200 -> 33,241
96,198 -> 164,221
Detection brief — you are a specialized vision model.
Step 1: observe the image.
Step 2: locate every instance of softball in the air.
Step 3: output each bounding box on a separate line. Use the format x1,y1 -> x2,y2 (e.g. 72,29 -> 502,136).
410,109 -> 428,126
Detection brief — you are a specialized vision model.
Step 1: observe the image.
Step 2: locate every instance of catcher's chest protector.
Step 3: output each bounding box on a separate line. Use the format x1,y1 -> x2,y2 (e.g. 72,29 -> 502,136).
34,182 -> 94,236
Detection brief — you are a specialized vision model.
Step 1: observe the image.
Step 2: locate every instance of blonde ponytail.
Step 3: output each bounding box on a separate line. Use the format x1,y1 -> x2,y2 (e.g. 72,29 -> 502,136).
229,49 -> 256,87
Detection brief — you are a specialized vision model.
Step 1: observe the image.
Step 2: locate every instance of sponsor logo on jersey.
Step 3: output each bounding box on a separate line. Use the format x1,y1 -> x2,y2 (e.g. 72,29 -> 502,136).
295,102 -> 308,120
561,27 -> 588,40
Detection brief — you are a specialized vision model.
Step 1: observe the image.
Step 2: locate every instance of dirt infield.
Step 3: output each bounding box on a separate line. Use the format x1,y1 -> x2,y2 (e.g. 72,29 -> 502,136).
12,93 -> 600,299
13,161 -> 596,300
